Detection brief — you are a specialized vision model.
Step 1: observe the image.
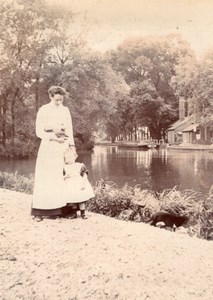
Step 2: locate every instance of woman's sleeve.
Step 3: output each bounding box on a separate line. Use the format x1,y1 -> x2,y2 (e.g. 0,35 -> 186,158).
64,107 -> 75,146
36,106 -> 54,141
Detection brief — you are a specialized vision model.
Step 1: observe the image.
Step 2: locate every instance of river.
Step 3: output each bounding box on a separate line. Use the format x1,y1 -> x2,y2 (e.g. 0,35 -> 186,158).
0,145 -> 213,198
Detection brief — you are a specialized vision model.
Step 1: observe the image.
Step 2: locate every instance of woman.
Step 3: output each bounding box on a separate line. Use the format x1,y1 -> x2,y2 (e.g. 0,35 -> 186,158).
32,86 -> 75,221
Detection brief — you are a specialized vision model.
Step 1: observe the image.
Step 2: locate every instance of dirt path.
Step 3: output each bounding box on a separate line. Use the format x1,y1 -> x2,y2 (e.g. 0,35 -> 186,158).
0,188 -> 213,300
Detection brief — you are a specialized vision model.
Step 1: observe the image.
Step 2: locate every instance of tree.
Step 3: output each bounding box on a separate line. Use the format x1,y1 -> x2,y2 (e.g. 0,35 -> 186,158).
107,34 -> 194,139
0,0 -> 75,156
57,53 -> 129,147
171,49 -> 213,129
195,51 -> 213,128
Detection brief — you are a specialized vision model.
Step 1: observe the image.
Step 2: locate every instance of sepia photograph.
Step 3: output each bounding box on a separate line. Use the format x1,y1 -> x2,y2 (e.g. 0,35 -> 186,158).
0,0 -> 213,299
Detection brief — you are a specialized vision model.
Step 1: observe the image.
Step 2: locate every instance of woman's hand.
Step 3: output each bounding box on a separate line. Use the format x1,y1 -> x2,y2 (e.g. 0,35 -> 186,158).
50,137 -> 66,144
54,132 -> 63,138
53,127 -> 64,135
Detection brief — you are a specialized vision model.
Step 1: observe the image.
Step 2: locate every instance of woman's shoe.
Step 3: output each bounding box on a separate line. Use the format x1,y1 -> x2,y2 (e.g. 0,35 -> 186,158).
67,211 -> 78,219
33,216 -> 43,222
47,216 -> 58,220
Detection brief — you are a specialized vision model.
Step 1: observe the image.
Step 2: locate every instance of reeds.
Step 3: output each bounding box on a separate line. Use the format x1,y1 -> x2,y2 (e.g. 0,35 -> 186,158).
0,171 -> 33,194
88,180 -> 213,239
0,172 -> 212,239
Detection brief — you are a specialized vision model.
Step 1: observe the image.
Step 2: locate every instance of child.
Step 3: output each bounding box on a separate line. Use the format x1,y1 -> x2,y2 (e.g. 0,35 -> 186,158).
63,147 -> 95,219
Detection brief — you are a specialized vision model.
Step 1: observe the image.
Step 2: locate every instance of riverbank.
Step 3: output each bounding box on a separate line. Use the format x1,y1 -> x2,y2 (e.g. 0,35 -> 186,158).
1,188 -> 213,300
95,141 -> 213,151
167,143 -> 213,151
96,141 -> 152,149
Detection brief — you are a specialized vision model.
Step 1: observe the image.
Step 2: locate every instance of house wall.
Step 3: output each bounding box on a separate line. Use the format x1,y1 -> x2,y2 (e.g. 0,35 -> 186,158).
182,132 -> 194,143
167,118 -> 194,144
167,112 -> 213,145
200,127 -> 213,143
167,131 -> 175,144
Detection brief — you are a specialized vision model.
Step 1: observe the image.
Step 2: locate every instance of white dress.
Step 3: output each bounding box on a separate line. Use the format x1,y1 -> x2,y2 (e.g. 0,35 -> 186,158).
64,162 -> 95,204
32,102 -> 74,211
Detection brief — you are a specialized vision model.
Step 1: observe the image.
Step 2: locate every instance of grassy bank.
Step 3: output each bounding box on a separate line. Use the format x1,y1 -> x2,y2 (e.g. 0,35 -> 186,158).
0,171 -> 33,194
0,171 -> 212,240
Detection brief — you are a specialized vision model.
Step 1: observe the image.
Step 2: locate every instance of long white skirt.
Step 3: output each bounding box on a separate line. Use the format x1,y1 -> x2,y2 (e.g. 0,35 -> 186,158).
32,140 -> 67,210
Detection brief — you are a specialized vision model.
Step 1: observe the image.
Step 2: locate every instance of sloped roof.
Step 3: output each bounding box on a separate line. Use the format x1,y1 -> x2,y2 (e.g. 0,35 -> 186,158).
182,123 -> 199,132
167,117 -> 193,131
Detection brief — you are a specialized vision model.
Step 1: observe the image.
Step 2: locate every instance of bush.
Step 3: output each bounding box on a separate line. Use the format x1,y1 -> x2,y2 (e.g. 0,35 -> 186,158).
88,180 -> 213,240
197,186 -> 213,239
156,186 -> 201,220
88,181 -> 194,221
0,172 -> 212,240
88,180 -> 133,217
0,171 -> 33,194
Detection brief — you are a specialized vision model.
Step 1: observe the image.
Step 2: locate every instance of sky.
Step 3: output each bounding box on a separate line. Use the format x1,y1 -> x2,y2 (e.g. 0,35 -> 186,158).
47,0 -> 213,57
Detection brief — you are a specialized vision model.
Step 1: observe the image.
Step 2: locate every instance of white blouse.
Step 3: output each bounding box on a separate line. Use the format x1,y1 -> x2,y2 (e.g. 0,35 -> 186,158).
36,102 -> 75,145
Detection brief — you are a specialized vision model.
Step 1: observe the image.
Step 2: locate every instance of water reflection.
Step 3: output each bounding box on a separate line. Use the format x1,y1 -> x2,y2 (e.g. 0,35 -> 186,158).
87,146 -> 213,196
0,146 -> 212,198
166,150 -> 213,193
0,158 -> 36,176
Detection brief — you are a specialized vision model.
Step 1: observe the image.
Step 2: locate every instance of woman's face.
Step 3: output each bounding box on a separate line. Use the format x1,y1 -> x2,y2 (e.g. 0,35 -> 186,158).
51,94 -> 64,106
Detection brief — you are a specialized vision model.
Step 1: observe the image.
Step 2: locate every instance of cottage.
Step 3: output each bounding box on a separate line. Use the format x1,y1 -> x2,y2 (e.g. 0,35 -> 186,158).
182,123 -> 200,144
167,117 -> 194,145
167,97 -> 213,145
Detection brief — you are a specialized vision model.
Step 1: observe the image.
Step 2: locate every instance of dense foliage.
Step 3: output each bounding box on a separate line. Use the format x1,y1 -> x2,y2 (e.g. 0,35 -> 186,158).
0,171 -> 212,240
0,171 -> 34,194
106,34 -> 194,140
171,51 -> 213,129
88,180 -> 213,240
0,0 -> 127,156
0,0 -> 213,157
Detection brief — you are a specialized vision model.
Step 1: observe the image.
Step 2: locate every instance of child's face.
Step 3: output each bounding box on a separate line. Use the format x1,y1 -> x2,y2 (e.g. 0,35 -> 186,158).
64,150 -> 77,164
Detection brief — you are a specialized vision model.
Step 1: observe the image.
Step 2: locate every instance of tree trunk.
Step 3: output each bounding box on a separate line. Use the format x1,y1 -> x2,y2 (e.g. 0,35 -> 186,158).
111,136 -> 116,143
134,126 -> 137,141
149,125 -> 162,140
204,127 -> 208,143
0,91 -> 9,147
35,82 -> 39,112
35,58 -> 43,111
11,100 -> 15,157
10,88 -> 20,157
2,100 -> 7,147
0,97 -> 3,144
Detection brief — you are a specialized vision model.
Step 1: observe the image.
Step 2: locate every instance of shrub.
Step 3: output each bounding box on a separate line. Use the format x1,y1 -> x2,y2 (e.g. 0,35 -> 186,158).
0,171 -> 33,194
88,181 -> 194,222
197,186 -> 213,239
156,186 -> 201,220
88,180 -> 134,218
0,173 -> 212,240
88,180 -> 213,240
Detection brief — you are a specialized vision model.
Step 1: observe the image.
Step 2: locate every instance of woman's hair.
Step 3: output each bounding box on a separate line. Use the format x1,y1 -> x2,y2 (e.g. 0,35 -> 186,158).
48,86 -> 67,97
